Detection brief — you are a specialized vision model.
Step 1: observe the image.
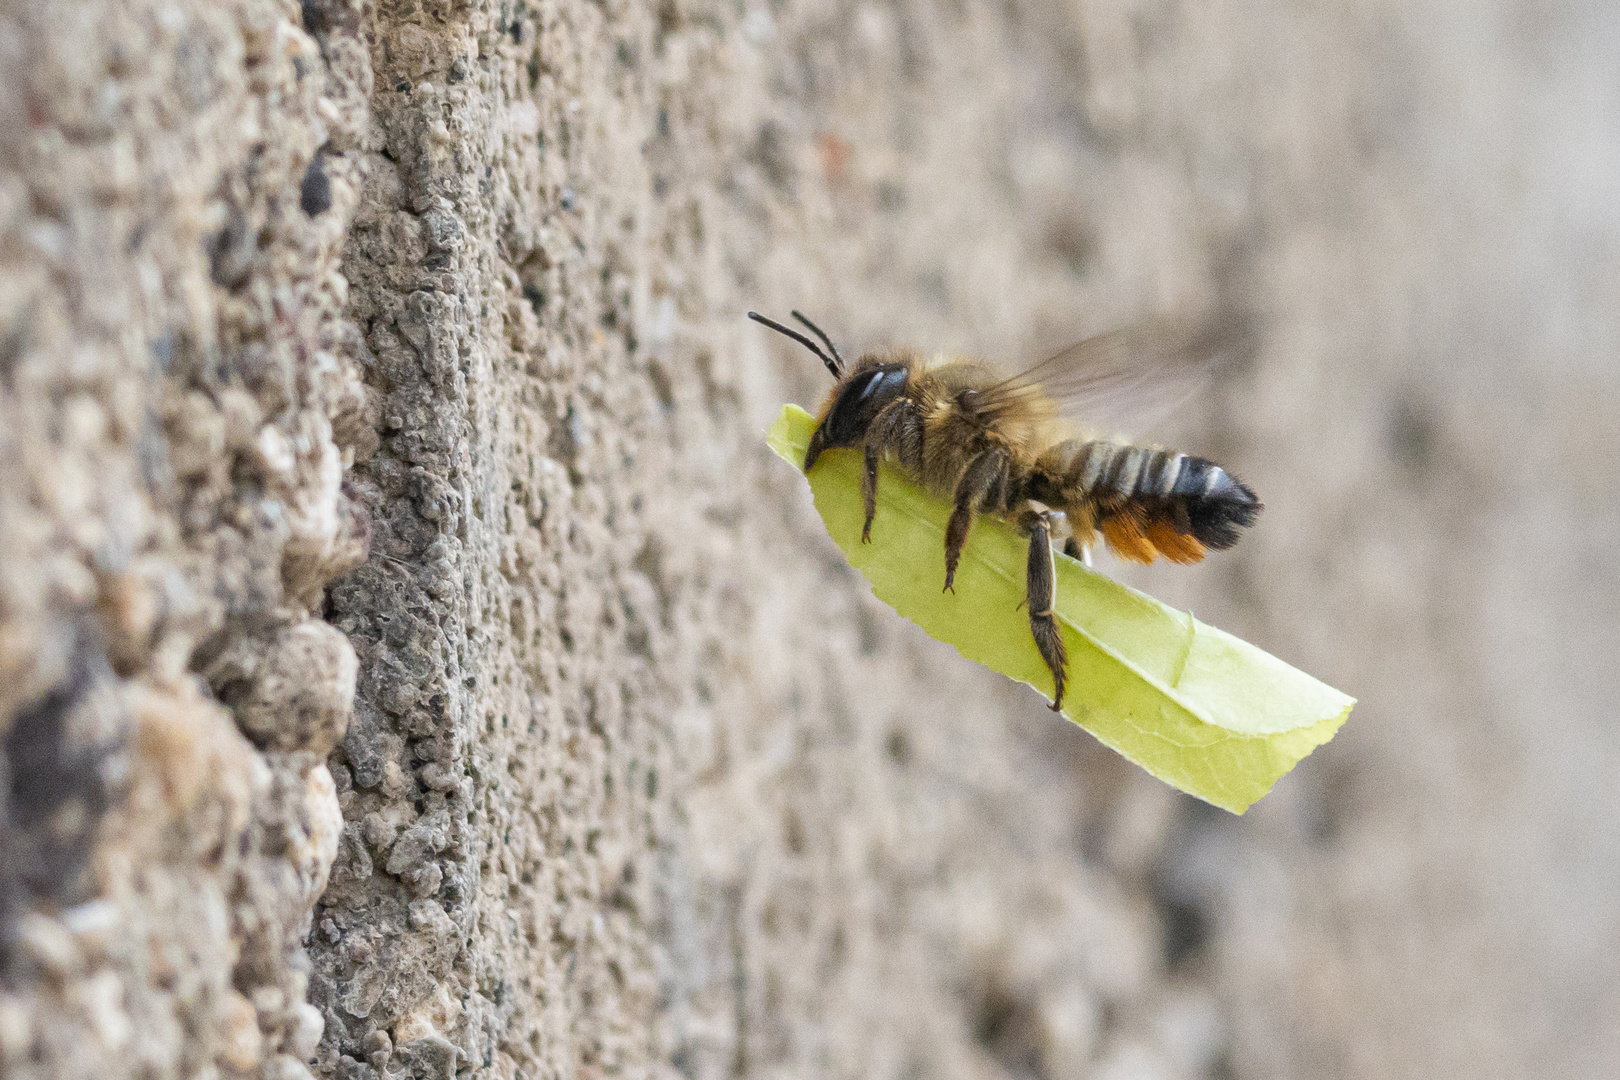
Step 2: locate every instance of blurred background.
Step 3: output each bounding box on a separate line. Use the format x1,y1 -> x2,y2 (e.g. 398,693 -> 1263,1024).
714,1 -> 1620,1076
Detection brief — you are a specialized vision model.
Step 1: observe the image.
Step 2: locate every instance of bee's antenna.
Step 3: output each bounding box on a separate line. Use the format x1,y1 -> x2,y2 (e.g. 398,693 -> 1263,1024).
789,310 -> 844,372
748,311 -> 843,379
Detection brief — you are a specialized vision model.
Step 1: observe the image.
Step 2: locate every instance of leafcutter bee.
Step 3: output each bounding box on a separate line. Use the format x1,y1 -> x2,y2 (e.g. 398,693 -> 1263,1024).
750,310 -> 1261,711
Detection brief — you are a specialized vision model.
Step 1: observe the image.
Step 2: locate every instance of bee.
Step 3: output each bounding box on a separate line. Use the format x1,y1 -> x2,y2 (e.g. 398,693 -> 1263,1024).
750,309 -> 1262,712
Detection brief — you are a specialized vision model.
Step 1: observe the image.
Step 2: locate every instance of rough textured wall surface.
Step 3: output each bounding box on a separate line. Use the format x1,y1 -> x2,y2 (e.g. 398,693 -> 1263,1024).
5,2 -> 1618,1080
0,1 -> 374,1077
307,2 -> 1231,1077
0,2 -> 1222,1078
0,0 -> 372,1077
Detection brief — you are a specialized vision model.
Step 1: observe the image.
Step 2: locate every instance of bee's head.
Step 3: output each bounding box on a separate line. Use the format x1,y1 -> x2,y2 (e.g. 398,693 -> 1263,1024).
803,363 -> 908,470
750,310 -> 908,470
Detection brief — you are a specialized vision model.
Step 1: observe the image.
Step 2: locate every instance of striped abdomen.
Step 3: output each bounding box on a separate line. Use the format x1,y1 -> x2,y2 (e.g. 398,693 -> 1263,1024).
1031,440 -> 1261,564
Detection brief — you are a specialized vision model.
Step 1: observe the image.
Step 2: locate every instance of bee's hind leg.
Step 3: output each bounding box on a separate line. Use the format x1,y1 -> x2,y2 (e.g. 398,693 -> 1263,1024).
1062,537 -> 1093,568
1024,510 -> 1068,711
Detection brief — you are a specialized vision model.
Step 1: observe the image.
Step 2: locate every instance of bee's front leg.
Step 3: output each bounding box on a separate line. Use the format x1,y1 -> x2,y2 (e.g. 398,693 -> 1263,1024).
861,441 -> 881,544
1023,510 -> 1068,711
861,400 -> 912,543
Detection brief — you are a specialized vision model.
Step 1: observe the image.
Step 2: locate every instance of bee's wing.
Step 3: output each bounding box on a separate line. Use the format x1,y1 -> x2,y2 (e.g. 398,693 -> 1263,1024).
975,315 -> 1252,436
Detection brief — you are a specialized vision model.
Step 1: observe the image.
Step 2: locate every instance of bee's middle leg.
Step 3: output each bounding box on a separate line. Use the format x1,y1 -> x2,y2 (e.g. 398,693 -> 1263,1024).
944,451 -> 1006,592
1023,510 -> 1068,711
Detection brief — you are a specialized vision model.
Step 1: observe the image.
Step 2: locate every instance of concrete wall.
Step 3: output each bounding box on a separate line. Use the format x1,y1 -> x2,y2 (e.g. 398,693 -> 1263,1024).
3,2 -> 1616,1079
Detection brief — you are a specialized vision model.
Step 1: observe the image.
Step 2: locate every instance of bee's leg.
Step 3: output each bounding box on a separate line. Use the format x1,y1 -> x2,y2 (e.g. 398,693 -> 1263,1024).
861,400 -> 912,543
944,451 -> 1006,592
1061,501 -> 1097,567
1062,538 -> 1094,566
893,403 -> 925,472
1024,510 -> 1068,711
860,445 -> 879,543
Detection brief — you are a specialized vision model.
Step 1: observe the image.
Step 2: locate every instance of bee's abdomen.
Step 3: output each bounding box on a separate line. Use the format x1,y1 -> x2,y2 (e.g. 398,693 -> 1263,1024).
1061,441 -> 1186,500
1037,440 -> 1262,562
1172,456 -> 1261,550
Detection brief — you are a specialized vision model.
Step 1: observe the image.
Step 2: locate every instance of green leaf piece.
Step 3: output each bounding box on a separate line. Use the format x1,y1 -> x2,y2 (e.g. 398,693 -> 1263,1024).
768,404 -> 1353,813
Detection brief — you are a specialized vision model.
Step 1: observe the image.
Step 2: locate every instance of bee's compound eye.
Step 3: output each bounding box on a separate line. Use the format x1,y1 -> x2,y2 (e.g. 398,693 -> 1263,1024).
823,364 -> 908,446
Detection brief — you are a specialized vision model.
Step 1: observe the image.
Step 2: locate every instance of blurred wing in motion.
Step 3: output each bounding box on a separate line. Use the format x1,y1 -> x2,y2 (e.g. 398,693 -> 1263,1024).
973,314 -> 1254,436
